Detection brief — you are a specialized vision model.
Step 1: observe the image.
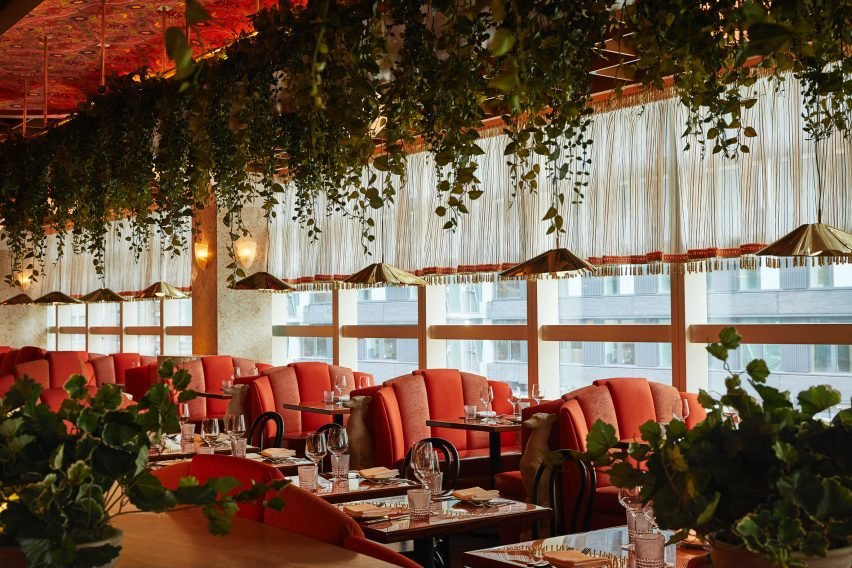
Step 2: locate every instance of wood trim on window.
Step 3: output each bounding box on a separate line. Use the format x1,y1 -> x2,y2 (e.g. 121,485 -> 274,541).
165,326 -> 193,336
541,324 -> 672,343
57,326 -> 88,335
429,324 -> 527,341
341,325 -> 419,339
88,326 -> 121,335
688,324 -> 852,345
123,326 -> 162,336
273,325 -> 335,338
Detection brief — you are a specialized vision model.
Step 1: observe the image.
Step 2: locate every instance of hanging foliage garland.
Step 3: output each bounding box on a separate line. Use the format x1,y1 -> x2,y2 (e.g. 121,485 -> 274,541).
0,0 -> 848,287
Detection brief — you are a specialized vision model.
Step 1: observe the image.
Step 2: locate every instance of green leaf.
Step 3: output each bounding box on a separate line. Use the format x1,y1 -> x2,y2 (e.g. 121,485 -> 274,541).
696,492 -> 721,525
719,327 -> 741,349
797,386 -> 840,416
67,460 -> 91,485
65,374 -> 89,400
584,419 -> 618,460
745,359 -> 770,383
489,29 -> 515,57
50,444 -> 65,471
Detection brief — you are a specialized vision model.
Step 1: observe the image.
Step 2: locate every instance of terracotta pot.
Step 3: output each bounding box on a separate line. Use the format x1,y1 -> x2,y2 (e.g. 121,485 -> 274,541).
708,537 -> 772,568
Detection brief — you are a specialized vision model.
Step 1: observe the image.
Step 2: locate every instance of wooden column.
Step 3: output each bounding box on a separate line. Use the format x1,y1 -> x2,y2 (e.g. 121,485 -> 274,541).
192,203 -> 218,355
418,283 -> 446,369
527,279 -> 560,397
334,288 -> 358,368
670,269 -> 708,392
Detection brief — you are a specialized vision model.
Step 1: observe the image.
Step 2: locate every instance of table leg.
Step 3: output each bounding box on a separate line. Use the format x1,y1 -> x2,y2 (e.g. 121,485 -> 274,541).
488,431 -> 501,489
414,537 -> 435,568
333,414 -> 344,426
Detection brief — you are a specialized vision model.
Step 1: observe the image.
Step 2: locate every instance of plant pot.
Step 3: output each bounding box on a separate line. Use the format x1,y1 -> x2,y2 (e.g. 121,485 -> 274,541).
708,536 -> 772,568
76,529 -> 124,568
796,546 -> 852,568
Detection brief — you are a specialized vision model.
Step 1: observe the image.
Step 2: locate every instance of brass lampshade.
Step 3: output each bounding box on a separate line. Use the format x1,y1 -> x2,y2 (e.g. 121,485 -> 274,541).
33,291 -> 82,305
499,247 -> 596,279
136,281 -> 189,300
342,262 -> 426,288
755,223 -> 852,258
229,271 -> 295,292
1,293 -> 33,305
81,287 -> 127,303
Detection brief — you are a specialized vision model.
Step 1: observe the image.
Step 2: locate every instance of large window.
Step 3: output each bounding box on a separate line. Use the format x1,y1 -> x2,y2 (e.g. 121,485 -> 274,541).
445,281 -> 527,324
357,338 -> 417,382
445,339 -> 528,393
357,287 -> 417,325
558,274 -> 671,324
559,341 -> 672,394
278,291 -> 333,325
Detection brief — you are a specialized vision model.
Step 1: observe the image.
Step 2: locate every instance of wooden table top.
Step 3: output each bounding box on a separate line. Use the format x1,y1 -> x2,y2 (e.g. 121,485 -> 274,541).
462,526 -> 707,568
339,495 -> 550,544
283,402 -> 351,415
426,417 -> 522,433
285,474 -> 421,504
194,390 -> 233,400
114,509 -> 394,567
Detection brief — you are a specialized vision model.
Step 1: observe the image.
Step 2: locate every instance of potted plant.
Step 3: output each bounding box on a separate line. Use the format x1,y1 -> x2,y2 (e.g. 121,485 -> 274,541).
582,327 -> 852,568
0,361 -> 288,567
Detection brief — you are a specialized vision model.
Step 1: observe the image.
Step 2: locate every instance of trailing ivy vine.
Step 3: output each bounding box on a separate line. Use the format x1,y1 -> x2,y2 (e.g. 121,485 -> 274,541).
0,0 -> 848,286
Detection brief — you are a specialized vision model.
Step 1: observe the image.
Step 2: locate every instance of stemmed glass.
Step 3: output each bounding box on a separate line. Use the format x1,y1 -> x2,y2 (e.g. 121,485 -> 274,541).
672,399 -> 690,423
413,442 -> 441,495
508,387 -> 521,417
327,428 -> 349,479
531,385 -> 543,406
305,431 -> 328,474
178,403 -> 190,426
479,386 -> 494,423
230,414 -> 246,440
334,374 -> 348,405
201,417 -> 219,449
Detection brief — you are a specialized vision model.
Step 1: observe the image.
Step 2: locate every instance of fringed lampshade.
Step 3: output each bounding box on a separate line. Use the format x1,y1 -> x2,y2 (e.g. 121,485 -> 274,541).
33,291 -> 81,305
756,223 -> 852,260
136,281 -> 189,300
342,262 -> 427,288
499,248 -> 596,279
1,293 -> 33,305
230,271 -> 295,292
81,288 -> 127,303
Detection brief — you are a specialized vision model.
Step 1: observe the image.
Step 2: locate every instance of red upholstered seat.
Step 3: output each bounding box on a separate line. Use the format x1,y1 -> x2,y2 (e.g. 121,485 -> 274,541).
200,356 -> 234,418
263,484 -> 363,545
177,359 -> 208,419
289,362 -> 333,430
40,388 -> 68,411
124,363 -> 158,403
112,353 -> 142,385
0,374 -> 14,397
343,536 -> 420,568
351,369 -> 521,482
91,355 -> 117,386
0,349 -> 19,376
14,359 -> 50,389
153,455 -> 284,522
47,351 -> 92,389
14,346 -> 47,365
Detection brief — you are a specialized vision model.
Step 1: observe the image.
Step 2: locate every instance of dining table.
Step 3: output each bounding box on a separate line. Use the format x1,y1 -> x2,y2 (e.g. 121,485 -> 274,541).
113,508 -> 394,567
283,401 -> 350,426
285,473 -> 421,504
425,416 -> 522,488
462,525 -> 709,568
338,494 -> 550,568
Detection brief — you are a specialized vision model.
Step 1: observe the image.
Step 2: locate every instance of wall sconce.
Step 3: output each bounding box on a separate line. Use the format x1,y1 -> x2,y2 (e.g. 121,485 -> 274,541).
16,271 -> 31,291
194,242 -> 210,270
235,238 -> 257,270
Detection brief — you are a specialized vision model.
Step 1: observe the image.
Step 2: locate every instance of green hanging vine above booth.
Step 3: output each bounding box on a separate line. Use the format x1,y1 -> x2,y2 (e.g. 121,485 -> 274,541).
0,0 -> 848,287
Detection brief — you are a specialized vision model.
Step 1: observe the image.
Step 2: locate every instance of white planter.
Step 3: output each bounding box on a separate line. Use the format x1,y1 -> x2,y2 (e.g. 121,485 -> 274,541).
76,529 -> 124,568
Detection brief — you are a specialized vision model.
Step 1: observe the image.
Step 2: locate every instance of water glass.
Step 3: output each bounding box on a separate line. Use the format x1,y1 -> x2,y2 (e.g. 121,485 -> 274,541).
323,390 -> 335,404
407,489 -> 431,521
634,533 -> 665,568
627,508 -> 654,543
230,437 -> 247,458
464,404 -> 477,420
430,472 -> 444,498
222,379 -> 233,391
180,423 -> 196,453
331,453 -> 350,480
298,465 -> 318,491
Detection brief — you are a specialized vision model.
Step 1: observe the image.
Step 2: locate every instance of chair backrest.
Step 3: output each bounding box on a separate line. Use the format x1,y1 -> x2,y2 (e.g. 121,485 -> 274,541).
14,359 -> 50,388
263,484 -> 363,545
112,353 -> 142,385
248,411 -> 284,450
531,448 -> 594,536
187,454 -> 285,522
0,349 -> 19,376
91,355 -> 117,386
400,437 -> 460,495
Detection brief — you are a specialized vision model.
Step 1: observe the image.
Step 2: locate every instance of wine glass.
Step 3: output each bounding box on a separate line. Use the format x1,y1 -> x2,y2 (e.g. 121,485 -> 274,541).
201,417 -> 219,449
327,427 -> 349,456
531,384 -> 543,406
231,414 -> 246,439
305,431 -> 328,473
413,442 -> 440,494
479,386 -> 490,423
618,486 -> 643,511
178,403 -> 190,426
334,374 -> 348,405
673,399 -> 690,423
508,387 -> 521,416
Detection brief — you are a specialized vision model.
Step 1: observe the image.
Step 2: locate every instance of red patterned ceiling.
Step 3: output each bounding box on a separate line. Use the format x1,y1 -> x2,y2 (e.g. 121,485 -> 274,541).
0,0 -> 270,115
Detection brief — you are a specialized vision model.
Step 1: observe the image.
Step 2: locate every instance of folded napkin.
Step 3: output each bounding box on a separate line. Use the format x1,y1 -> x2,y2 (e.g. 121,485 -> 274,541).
260,448 -> 297,459
359,467 -> 399,479
543,550 -> 610,568
161,436 -> 182,453
476,410 -> 497,418
342,504 -> 394,518
452,487 -> 501,501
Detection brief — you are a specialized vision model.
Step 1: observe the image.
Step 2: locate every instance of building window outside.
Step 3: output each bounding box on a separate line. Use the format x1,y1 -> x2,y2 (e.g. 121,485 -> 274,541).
357,338 -> 417,383
357,287 -> 417,325
445,281 -> 527,325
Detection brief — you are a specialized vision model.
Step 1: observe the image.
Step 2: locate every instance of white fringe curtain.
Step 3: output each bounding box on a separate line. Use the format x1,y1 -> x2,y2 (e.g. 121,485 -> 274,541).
270,74 -> 850,285
20,220 -> 191,299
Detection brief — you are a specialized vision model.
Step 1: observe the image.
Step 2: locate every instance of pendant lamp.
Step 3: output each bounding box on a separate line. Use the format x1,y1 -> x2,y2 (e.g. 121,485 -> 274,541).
342,262 -> 427,288
499,246 -> 596,279
230,271 -> 295,292
81,287 -> 127,303
1,293 -> 33,305
33,291 -> 82,305
229,216 -> 295,292
136,281 -> 189,300
755,139 -> 852,262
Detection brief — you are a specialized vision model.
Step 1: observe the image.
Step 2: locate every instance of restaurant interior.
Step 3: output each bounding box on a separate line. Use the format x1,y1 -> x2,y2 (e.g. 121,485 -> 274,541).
0,0 -> 849,567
